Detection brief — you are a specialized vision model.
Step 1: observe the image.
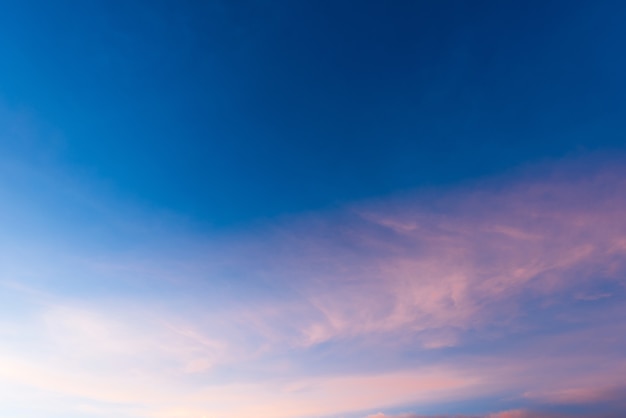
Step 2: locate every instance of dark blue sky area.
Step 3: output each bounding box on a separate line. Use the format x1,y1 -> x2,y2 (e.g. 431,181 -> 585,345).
1,0 -> 625,226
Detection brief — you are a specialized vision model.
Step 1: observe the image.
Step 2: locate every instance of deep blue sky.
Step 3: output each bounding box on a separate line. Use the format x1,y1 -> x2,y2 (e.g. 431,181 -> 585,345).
1,0 -> 626,226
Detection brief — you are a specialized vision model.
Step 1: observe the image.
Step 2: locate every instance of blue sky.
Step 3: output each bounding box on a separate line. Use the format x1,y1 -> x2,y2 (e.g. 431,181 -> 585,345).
2,0 -> 626,226
1,2 -> 626,418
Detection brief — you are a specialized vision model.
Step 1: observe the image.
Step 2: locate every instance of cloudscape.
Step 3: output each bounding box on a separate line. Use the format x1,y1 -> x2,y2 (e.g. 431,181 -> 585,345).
1,1 -> 626,418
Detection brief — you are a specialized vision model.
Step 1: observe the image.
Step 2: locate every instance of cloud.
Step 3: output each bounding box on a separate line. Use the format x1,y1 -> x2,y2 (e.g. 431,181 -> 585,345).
485,411 -> 556,418
208,160 -> 626,355
366,410 -> 621,418
1,158 -> 626,417
365,413 -> 479,418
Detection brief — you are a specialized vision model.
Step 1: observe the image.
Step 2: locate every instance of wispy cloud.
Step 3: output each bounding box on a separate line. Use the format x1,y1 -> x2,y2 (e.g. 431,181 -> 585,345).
366,410 -> 625,418
1,157 -> 625,417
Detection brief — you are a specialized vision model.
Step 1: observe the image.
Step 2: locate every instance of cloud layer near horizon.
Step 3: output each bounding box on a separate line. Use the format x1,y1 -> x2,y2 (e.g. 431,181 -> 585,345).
365,409 -> 626,418
1,157 -> 626,417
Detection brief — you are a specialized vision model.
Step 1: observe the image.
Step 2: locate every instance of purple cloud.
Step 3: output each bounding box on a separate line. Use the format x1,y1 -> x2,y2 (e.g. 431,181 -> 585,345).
1,158 -> 626,417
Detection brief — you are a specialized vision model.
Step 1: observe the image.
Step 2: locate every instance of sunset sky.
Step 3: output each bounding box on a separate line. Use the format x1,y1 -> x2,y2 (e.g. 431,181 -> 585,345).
1,1 -> 626,417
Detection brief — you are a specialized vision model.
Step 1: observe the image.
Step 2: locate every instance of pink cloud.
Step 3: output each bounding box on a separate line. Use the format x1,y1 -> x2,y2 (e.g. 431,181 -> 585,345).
366,409 -> 615,418
365,413 -> 479,418
209,162 -> 626,355
485,411 -> 560,418
2,158 -> 626,417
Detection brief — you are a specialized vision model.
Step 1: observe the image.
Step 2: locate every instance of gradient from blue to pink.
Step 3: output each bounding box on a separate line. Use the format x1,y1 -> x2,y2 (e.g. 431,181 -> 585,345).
2,148 -> 626,417
1,1 -> 626,418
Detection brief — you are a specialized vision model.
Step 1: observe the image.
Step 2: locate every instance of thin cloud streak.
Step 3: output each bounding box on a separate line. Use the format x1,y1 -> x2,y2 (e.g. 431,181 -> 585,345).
366,410 -> 626,418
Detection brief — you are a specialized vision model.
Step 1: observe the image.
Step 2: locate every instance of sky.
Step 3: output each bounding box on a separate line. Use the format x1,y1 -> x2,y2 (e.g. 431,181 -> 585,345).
1,1 -> 626,417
